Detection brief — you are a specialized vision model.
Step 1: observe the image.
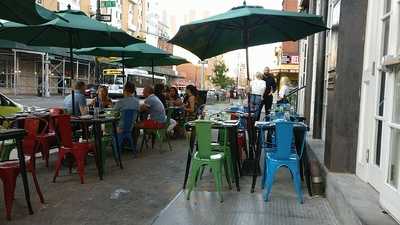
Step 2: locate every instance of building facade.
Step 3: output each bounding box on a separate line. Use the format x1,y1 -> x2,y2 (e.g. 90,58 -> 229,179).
299,0 -> 400,222
272,0 -> 300,89
357,0 -> 400,221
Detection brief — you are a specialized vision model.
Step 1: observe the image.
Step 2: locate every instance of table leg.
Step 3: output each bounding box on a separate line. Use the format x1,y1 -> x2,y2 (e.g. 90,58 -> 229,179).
94,122 -> 104,180
183,128 -> 195,189
112,121 -> 123,169
229,126 -> 240,192
16,138 -> 33,214
251,129 -> 262,193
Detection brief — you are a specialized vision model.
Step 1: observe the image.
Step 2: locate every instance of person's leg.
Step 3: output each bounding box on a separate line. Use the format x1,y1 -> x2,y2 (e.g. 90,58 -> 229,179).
264,96 -> 273,116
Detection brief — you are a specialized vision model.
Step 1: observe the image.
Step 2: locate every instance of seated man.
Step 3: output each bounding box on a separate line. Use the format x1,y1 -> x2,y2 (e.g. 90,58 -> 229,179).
63,81 -> 87,116
113,81 -> 140,132
138,85 -> 167,126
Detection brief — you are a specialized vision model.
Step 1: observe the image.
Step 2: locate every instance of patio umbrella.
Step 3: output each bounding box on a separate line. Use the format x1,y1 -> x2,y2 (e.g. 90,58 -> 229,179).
117,55 -> 189,79
169,3 -> 327,82
76,43 -> 170,84
0,0 -> 59,25
0,7 -> 143,114
73,43 -> 168,77
169,2 -> 327,168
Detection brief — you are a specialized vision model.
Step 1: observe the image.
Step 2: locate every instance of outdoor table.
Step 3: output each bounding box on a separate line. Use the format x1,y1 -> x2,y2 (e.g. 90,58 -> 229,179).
70,116 -> 123,180
251,121 -> 311,194
0,128 -> 33,215
183,119 -> 241,191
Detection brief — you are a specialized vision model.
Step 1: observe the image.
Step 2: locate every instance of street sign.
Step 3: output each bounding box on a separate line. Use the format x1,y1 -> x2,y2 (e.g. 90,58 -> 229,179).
101,1 -> 116,8
96,14 -> 112,22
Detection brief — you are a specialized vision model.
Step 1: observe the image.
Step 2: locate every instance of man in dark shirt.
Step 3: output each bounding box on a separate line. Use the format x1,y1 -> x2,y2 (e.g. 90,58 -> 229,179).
262,67 -> 277,116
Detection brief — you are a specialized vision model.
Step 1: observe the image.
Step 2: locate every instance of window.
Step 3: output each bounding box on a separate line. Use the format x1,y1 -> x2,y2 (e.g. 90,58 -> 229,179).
388,128 -> 400,188
393,72 -> 400,123
378,72 -> 386,116
376,120 -> 383,166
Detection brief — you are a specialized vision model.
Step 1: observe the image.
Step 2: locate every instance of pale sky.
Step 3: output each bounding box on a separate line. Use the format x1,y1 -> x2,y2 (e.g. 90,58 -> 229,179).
157,0 -> 284,77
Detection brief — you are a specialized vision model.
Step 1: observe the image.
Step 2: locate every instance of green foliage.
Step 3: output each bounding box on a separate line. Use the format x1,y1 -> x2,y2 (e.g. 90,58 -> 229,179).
211,60 -> 235,89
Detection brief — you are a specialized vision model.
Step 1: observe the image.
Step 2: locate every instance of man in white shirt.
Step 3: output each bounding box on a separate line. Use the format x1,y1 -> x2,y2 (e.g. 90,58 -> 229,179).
250,72 -> 266,120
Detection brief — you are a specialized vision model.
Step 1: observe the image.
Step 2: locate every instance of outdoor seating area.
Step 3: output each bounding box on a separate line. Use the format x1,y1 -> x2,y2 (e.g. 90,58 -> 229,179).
0,1 -> 349,224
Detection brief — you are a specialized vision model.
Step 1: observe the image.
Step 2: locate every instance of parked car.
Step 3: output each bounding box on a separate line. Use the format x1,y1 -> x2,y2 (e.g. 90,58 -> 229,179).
0,93 -> 23,116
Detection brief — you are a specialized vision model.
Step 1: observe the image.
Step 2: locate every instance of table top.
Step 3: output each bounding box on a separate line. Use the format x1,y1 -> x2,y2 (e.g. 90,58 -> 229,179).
0,128 -> 26,141
255,121 -> 309,131
186,119 -> 240,129
71,115 -> 118,123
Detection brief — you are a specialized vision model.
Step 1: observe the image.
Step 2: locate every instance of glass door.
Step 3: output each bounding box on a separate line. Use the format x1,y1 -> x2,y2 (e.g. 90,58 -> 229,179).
367,0 -> 392,191
379,0 -> 400,222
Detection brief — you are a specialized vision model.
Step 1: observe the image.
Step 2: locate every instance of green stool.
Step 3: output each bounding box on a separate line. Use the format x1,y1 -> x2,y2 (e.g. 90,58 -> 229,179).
186,120 -> 231,202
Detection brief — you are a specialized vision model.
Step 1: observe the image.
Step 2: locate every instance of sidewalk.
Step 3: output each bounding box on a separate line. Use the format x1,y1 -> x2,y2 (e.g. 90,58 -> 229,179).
0,103 -> 341,225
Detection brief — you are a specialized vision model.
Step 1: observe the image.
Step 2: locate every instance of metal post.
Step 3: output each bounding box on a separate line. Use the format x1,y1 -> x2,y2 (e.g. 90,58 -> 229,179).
87,62 -> 91,83
152,58 -> 155,84
76,60 -> 79,80
45,53 -> 50,97
199,60 -> 207,90
42,54 -> 45,96
62,58 -> 65,96
13,50 -> 17,96
96,0 -> 101,20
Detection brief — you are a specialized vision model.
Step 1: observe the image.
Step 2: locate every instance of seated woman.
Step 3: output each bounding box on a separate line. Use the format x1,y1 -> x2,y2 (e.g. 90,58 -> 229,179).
184,85 -> 199,122
167,87 -> 183,107
91,86 -> 113,109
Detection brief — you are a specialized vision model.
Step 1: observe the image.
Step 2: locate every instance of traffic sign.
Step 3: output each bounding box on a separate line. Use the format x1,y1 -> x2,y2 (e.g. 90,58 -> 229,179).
101,1 -> 116,8
96,14 -> 112,22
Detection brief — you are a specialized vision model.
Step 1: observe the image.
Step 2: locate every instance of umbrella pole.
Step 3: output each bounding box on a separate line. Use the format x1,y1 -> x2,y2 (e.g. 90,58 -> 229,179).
122,54 -> 125,77
152,59 -> 155,85
69,35 -> 76,115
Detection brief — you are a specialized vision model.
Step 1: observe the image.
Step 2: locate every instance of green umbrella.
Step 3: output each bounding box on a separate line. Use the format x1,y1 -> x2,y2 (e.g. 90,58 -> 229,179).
74,43 -> 168,76
118,55 -> 189,78
74,43 -> 170,84
169,3 -> 327,81
0,0 -> 59,24
119,55 -> 189,67
169,2 -> 327,160
0,7 -> 143,114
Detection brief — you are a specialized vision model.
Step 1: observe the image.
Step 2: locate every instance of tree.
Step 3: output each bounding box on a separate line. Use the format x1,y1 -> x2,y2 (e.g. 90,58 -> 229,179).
211,60 -> 235,89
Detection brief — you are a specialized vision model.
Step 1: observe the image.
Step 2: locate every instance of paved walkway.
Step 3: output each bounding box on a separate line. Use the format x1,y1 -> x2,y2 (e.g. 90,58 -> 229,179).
0,138 -> 188,225
0,102 -> 340,225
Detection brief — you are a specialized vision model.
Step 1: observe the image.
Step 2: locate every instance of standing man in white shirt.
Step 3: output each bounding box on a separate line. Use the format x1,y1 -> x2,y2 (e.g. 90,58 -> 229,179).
250,72 -> 266,120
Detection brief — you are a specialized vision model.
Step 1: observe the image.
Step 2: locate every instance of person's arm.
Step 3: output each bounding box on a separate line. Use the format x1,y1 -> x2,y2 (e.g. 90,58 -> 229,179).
174,98 -> 183,106
185,96 -> 195,113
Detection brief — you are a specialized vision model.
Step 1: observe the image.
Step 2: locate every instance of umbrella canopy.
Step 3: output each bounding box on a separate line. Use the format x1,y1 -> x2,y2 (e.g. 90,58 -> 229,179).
0,8 -> 143,115
0,9 -> 142,48
0,0 -> 58,25
73,43 -> 168,58
169,4 -> 327,61
74,43 -> 169,78
118,55 -> 189,67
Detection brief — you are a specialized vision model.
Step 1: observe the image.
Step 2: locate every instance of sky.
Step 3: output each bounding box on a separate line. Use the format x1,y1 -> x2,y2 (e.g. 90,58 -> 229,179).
157,0 -> 284,77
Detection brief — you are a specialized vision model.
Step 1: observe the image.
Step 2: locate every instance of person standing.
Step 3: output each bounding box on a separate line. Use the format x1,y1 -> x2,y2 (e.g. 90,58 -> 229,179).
249,72 -> 266,121
262,67 -> 277,116
277,76 -> 291,105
